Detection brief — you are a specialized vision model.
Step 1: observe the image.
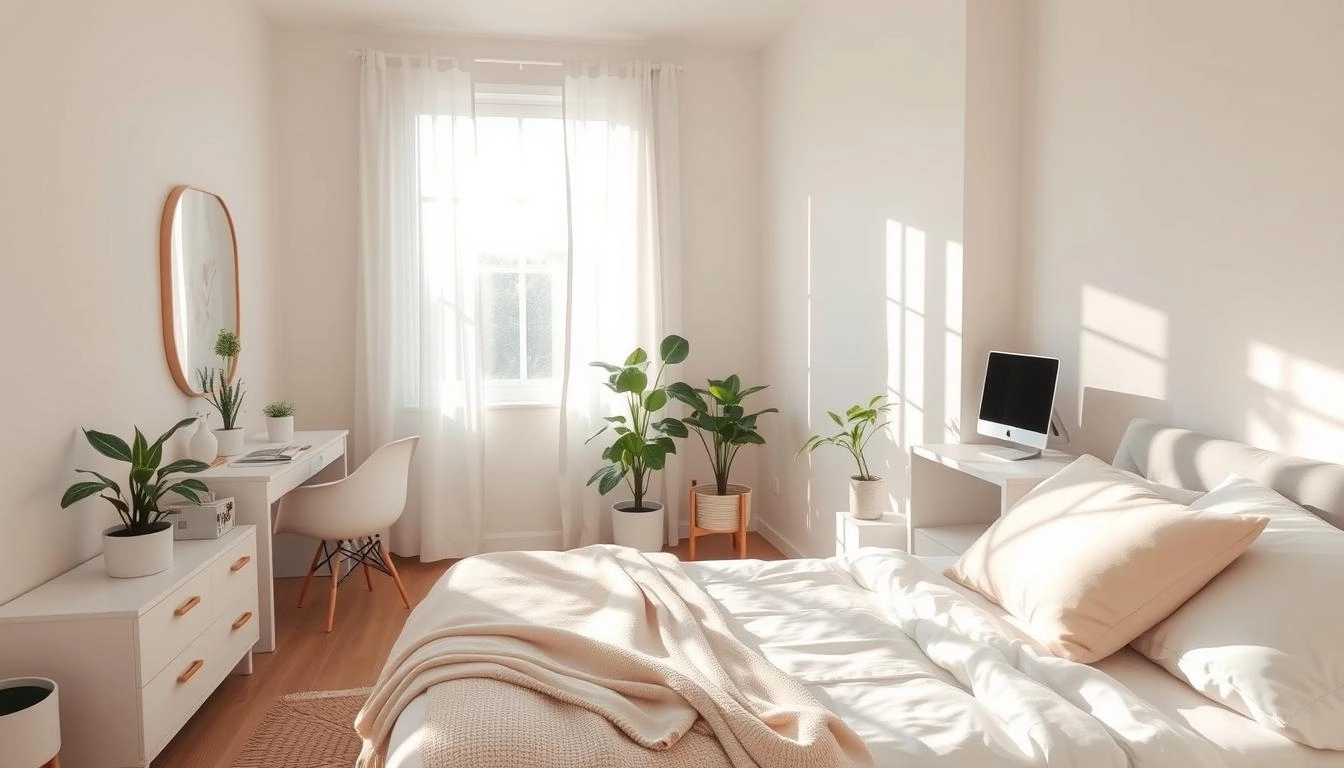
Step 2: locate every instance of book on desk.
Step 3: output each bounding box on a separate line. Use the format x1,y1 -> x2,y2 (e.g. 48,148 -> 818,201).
232,444 -> 310,464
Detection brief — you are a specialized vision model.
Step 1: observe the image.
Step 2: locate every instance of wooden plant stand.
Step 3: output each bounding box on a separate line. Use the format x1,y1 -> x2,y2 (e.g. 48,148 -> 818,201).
687,479 -> 749,561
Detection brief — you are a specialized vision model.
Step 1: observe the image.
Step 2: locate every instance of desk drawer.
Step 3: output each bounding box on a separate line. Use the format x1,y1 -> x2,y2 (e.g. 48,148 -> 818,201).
142,593 -> 258,758
211,529 -> 257,618
137,569 -> 213,685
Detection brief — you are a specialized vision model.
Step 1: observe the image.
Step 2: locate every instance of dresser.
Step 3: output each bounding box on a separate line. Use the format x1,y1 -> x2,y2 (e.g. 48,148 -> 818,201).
0,526 -> 258,768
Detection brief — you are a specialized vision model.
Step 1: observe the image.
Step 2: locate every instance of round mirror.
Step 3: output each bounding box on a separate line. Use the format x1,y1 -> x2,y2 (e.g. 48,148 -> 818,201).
159,185 -> 240,396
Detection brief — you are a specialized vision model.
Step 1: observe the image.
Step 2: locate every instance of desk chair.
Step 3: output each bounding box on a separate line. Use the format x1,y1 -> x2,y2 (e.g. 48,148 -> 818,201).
273,435 -> 420,632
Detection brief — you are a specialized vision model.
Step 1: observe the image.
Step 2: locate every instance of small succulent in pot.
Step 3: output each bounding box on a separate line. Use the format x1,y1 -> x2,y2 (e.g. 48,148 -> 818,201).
264,400 -> 296,443
263,401 -> 295,418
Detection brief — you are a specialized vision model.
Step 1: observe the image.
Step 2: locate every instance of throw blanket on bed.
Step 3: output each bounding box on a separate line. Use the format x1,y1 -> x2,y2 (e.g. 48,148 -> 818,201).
355,544 -> 873,768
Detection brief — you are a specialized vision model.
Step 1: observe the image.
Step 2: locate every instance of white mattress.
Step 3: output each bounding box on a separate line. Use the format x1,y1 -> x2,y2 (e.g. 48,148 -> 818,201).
386,554 -> 1344,767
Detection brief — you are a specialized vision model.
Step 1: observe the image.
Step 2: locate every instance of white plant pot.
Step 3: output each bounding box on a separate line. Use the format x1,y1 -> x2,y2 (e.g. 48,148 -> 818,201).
0,677 -> 60,767
693,484 -> 752,532
214,427 -> 246,456
188,415 -> 217,462
849,476 -> 889,520
611,501 -> 665,552
266,416 -> 295,443
103,523 -> 174,578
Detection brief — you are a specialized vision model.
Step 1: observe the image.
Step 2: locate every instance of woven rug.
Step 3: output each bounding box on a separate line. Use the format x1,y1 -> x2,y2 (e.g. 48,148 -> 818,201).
233,687 -> 370,768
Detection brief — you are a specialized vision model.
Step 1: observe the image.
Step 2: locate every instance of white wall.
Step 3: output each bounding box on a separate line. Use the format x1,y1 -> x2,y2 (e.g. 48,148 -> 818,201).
758,0 -> 973,557
1020,0 -> 1344,461
272,28 -> 762,548
0,0 -> 278,602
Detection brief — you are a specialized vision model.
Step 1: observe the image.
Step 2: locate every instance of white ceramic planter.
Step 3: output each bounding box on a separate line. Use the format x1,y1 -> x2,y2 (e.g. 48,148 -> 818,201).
849,476 -> 888,520
693,484 -> 752,532
0,677 -> 60,767
214,427 -> 245,456
266,416 -> 295,443
188,415 -> 217,462
612,501 -> 665,552
103,523 -> 174,578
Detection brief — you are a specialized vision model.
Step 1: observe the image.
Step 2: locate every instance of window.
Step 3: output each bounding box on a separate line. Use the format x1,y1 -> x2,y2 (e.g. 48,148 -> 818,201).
473,84 -> 568,405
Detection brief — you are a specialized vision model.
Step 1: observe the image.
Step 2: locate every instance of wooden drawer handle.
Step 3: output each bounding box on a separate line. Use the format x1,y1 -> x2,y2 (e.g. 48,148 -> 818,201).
174,595 -> 201,617
232,611 -> 254,630
177,659 -> 204,684
230,555 -> 252,572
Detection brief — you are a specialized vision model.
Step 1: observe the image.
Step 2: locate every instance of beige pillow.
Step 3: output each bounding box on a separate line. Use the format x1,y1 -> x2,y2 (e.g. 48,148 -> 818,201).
945,454 -> 1267,662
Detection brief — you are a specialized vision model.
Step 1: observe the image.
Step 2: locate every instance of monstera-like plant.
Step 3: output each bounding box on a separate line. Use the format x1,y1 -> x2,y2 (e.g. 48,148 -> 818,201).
586,335 -> 690,551
60,417 -> 210,577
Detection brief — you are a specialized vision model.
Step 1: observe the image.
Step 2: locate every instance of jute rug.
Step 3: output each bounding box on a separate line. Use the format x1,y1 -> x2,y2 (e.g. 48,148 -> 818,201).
232,687 -> 370,768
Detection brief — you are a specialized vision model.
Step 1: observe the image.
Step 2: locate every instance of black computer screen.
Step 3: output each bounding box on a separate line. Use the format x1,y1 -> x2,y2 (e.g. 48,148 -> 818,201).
978,352 -> 1059,433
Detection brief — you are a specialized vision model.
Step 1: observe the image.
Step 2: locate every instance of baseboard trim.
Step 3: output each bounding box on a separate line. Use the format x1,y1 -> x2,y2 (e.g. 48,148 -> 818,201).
481,531 -> 563,552
753,518 -> 807,559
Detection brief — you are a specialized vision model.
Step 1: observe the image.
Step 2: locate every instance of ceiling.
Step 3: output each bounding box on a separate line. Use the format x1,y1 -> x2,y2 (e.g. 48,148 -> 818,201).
251,0 -> 813,50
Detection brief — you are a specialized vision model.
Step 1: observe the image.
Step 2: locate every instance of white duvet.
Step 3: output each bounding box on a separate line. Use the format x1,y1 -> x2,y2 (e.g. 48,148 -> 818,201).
387,547 -> 1227,767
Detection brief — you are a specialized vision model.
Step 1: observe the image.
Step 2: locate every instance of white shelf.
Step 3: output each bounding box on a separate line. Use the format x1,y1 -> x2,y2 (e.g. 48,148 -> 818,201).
835,511 -> 908,557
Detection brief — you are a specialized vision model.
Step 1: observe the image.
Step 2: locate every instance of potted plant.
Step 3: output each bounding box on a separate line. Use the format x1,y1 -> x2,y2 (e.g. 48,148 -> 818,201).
668,375 -> 777,532
586,334 -> 690,551
196,328 -> 246,456
59,417 -> 210,577
264,401 -> 295,443
799,395 -> 895,520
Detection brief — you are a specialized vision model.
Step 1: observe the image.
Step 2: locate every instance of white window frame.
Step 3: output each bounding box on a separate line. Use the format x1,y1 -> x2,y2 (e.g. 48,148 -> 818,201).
474,83 -> 566,407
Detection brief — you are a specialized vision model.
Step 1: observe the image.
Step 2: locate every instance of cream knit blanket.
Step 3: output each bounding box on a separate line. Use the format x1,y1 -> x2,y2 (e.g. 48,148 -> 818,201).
355,545 -> 872,768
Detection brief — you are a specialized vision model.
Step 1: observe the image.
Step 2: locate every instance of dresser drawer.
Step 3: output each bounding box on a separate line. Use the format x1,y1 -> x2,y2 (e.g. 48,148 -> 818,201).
137,568 -> 213,685
211,529 -> 258,618
142,593 -> 258,758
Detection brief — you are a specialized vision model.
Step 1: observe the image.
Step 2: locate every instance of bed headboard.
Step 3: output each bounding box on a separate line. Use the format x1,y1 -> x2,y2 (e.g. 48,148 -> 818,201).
1112,418 -> 1344,532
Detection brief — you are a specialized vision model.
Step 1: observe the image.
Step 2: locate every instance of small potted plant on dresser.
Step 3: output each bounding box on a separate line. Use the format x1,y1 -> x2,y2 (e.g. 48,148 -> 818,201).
799,394 -> 895,520
668,374 -> 777,556
586,335 -> 690,552
264,401 -> 295,443
60,417 -> 210,577
197,328 -> 246,456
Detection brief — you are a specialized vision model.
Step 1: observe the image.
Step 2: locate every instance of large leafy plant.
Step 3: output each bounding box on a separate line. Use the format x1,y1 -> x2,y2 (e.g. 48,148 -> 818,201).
197,328 -> 245,429
798,395 -> 895,480
668,375 -> 777,496
60,417 -> 210,536
586,335 -> 690,512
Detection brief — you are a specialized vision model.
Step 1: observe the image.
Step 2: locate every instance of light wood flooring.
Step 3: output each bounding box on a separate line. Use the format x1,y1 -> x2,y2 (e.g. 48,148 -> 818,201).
153,532 -> 785,767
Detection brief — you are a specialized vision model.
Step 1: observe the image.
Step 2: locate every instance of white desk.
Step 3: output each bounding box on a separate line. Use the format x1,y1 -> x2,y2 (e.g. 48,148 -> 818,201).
194,429 -> 348,652
908,444 -> 1073,555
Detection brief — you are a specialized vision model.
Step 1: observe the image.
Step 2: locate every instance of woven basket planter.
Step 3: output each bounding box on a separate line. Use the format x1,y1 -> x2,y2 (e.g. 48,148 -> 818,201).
692,484 -> 752,532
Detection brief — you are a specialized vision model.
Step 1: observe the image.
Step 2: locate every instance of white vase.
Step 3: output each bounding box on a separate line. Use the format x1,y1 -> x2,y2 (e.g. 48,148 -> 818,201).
0,677 -> 60,767
611,501 -> 665,552
188,415 -> 217,462
266,416 -> 295,443
214,427 -> 246,456
849,476 -> 888,520
692,484 -> 752,532
102,523 -> 174,578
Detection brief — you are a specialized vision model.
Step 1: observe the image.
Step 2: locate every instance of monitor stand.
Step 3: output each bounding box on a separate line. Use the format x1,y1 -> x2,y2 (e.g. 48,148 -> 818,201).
978,445 -> 1042,461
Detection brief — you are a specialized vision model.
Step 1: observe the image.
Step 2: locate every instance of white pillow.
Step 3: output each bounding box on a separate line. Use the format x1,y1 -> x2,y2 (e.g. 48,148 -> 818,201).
1131,474 -> 1344,750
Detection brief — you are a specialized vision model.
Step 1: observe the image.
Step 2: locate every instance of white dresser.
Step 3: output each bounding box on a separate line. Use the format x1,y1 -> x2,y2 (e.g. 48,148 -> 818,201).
0,526 -> 259,768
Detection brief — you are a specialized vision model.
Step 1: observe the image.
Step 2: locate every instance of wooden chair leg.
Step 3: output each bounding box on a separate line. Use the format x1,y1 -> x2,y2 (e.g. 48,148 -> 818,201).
361,539 -> 375,592
46,756 -> 61,768
326,547 -> 342,633
380,539 -> 412,609
297,541 -> 324,608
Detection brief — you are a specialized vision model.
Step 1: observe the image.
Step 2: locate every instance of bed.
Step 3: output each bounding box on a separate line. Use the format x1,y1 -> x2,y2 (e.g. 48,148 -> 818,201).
366,420 -> 1344,767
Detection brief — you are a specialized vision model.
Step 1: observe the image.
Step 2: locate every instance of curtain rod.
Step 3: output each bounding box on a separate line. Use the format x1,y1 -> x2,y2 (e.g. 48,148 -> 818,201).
347,49 -> 682,71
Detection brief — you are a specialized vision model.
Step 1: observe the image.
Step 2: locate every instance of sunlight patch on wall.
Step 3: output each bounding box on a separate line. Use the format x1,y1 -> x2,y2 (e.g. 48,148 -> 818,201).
1079,285 -> 1168,403
943,240 -> 963,442
1246,341 -> 1344,462
902,226 -> 927,448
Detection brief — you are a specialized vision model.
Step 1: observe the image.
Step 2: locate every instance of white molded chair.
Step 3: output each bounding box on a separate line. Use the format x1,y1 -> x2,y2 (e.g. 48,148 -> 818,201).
273,436 -> 420,632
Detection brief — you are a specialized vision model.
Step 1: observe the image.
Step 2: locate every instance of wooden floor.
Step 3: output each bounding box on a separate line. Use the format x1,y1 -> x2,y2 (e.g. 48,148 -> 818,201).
154,532 -> 785,767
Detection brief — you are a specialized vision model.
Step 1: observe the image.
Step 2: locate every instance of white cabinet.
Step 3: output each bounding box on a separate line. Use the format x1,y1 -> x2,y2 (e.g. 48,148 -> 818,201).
0,526 -> 258,768
908,445 -> 1073,555
834,511 -> 908,557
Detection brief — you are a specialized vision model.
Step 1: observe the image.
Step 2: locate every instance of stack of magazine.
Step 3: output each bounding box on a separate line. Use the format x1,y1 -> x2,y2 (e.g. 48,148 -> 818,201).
233,445 -> 305,464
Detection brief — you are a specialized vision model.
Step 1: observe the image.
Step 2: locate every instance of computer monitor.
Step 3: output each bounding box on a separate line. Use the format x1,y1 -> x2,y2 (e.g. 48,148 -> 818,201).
976,351 -> 1060,460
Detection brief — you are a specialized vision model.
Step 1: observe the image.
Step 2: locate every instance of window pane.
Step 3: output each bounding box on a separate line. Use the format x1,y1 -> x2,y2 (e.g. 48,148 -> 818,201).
526,273 -> 553,379
483,272 -> 520,380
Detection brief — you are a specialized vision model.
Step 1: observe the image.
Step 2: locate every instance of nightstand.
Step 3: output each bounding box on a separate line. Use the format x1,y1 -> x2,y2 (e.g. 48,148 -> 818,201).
835,511 -> 908,557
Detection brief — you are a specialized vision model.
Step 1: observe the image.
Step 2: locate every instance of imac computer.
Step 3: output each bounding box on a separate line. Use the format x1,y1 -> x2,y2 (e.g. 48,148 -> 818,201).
976,351 -> 1061,461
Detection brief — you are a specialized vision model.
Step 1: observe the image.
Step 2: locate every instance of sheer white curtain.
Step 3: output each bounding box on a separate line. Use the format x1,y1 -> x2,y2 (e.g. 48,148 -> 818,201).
558,61 -> 682,548
357,50 -> 485,560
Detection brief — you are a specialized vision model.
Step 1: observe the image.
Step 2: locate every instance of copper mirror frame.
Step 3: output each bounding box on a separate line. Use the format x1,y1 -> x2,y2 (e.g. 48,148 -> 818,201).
159,185 -> 241,397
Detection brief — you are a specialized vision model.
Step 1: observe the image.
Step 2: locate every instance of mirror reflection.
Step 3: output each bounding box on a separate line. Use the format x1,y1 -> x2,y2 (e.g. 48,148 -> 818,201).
160,186 -> 239,396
